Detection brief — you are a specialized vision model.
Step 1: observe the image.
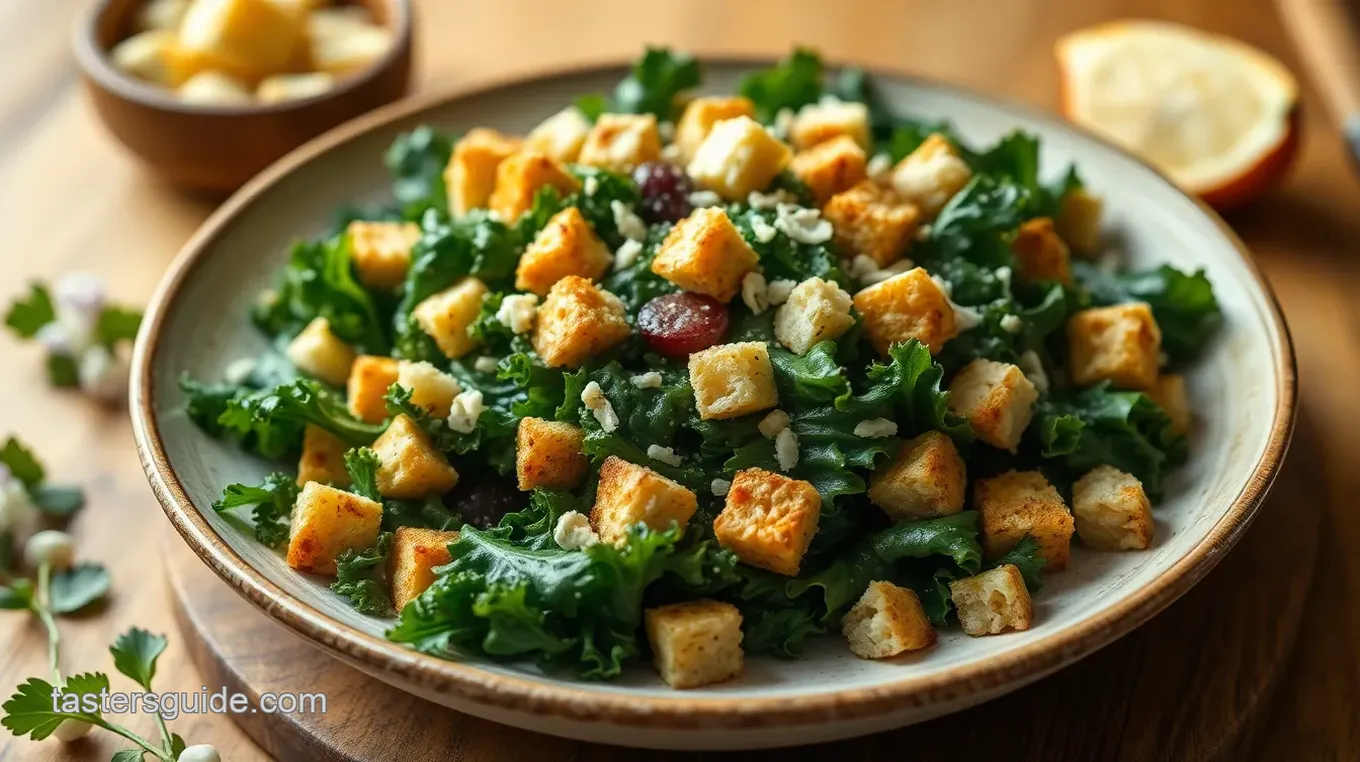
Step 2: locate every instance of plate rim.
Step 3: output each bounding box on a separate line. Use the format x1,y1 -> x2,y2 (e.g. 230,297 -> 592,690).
129,55 -> 1298,730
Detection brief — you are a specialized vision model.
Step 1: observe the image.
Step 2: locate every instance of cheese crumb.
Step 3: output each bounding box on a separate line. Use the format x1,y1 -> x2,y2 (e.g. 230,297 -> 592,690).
581,381 -> 619,432
766,278 -> 796,306
853,418 -> 898,438
774,427 -> 799,471
583,175 -> 599,196
614,239 -> 644,271
774,204 -> 834,245
474,356 -> 499,373
660,143 -> 684,162
496,293 -> 539,334
647,444 -> 684,467
446,389 -> 486,433
553,510 -> 599,551
1018,350 -> 1050,394
999,314 -> 1023,333
749,189 -> 798,210
749,215 -> 778,243
758,409 -> 791,439
688,190 -> 723,208
866,153 -> 893,182
860,258 -> 915,285
930,275 -> 982,331
223,357 -> 255,385
630,371 -> 663,389
773,108 -> 796,139
995,266 -> 1013,290
741,271 -> 769,314
711,478 -> 732,497
611,200 -> 648,242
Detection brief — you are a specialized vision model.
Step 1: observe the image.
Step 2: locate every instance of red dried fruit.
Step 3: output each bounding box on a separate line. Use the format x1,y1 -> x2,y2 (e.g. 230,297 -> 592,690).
638,292 -> 730,357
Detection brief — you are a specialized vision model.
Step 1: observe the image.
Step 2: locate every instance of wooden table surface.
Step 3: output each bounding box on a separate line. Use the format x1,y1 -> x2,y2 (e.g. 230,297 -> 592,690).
2,0 -> 1357,759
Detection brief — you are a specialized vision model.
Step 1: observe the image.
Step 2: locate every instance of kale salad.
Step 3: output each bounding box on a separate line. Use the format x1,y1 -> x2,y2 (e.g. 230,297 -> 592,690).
181,47 -> 1222,688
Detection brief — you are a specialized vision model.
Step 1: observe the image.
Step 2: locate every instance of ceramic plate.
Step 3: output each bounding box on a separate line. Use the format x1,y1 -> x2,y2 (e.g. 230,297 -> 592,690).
130,60 -> 1296,750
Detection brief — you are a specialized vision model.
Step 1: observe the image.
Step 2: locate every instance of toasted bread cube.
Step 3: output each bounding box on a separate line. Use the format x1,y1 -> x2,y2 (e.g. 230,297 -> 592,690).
344,355 -> 398,424
372,415 -> 459,499
388,527 -> 459,611
948,359 -> 1039,451
488,151 -> 581,222
307,17 -> 392,75
714,468 -> 821,576
176,70 -> 253,105
843,581 -> 936,658
867,431 -> 966,520
286,482 -> 382,575
515,207 -> 613,295
532,276 -> 631,368
577,113 -> 662,171
590,456 -> 698,545
285,317 -> 355,387
651,207 -> 760,303
950,565 -> 1033,636
773,277 -> 855,355
890,133 -> 972,220
675,96 -> 756,162
687,116 -> 793,200
110,30 -> 187,87
412,277 -> 488,360
688,341 -> 779,421
444,128 -> 521,216
177,0 -> 306,81
396,360 -> 462,419
296,424 -> 350,487
136,0 -> 189,31
1148,373 -> 1191,434
524,107 -> 591,162
347,220 -> 419,290
1073,465 -> 1154,551
853,267 -> 958,355
515,417 -> 588,490
789,99 -> 872,151
645,600 -> 743,689
975,470 -> 1074,571
822,180 -> 921,266
1068,303 -> 1162,391
1055,188 -> 1104,257
789,135 -> 868,206
1011,217 -> 1072,285
256,71 -> 334,103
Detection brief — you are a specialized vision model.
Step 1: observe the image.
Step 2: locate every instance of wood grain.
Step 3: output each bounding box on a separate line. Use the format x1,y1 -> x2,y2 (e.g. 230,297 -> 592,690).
0,0 -> 1356,759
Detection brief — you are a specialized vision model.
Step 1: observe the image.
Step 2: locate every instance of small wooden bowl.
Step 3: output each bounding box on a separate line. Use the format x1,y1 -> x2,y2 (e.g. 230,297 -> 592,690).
73,0 -> 414,192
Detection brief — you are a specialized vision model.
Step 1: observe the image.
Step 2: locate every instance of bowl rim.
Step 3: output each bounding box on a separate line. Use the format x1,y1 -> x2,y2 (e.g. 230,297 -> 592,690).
72,0 -> 413,115
129,55 -> 1298,730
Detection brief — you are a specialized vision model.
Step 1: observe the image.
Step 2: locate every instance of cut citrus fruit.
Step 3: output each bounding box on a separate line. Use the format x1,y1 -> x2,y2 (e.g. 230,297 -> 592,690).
1056,20 -> 1299,209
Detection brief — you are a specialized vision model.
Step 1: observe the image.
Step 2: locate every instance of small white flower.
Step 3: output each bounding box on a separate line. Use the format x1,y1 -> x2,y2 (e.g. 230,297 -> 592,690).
178,744 -> 222,762
741,272 -> 769,314
613,239 -> 643,271
646,444 -> 683,467
711,478 -> 732,497
78,345 -> 124,403
773,203 -> 833,245
54,273 -> 106,319
758,409 -> 791,439
474,356 -> 500,374
496,294 -> 538,334
553,511 -> 599,551
583,175 -> 599,196
51,718 -> 93,742
611,200 -> 648,242
34,322 -> 75,355
629,371 -> 663,389
765,279 -> 796,306
688,190 -> 723,208
581,381 -> 619,432
1000,314 -> 1024,334
1018,350 -> 1050,394
853,418 -> 898,438
995,265 -> 1013,290
748,189 -> 797,210
749,215 -> 778,244
0,478 -> 38,534
866,153 -> 893,182
774,427 -> 800,471
24,530 -> 75,569
446,390 -> 486,434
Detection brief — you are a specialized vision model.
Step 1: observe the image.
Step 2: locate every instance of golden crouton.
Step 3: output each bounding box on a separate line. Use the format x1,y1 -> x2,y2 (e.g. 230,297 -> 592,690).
577,113 -> 662,171
975,470 -> 1074,571
852,267 -> 958,355
286,481 -> 382,576
515,417 -> 588,491
514,207 -> 614,296
842,581 -> 936,658
867,431 -> 966,520
175,0 -> 306,82
285,317 -> 355,387
789,99 -> 871,150
396,360 -> 462,419
176,71 -> 253,105
524,107 -> 592,163
789,135 -> 868,206
531,276 -> 631,368
346,355 -> 399,424
686,115 -> 793,200
1055,187 -> 1104,257
949,564 -> 1033,636
412,276 -> 488,360
645,599 -> 744,689
487,150 -> 581,222
1010,217 -> 1072,286
948,359 -> 1039,451
651,207 -> 760,303
590,456 -> 698,545
1147,373 -> 1191,434
713,467 -> 821,576
256,71 -> 334,103
371,414 -> 459,500
1068,303 -> 1162,391
306,14 -> 392,75
1072,465 -> 1154,551
674,96 -> 756,162
822,180 -> 922,266
772,277 -> 855,355
388,526 -> 459,611
110,30 -> 188,87
444,128 -> 521,216
347,220 -> 419,290
687,341 -> 780,421
890,133 -> 972,220
296,424 -> 350,487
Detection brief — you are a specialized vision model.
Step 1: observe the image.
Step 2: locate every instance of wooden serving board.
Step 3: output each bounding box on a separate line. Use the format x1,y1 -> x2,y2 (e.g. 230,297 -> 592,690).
163,425 -> 1321,762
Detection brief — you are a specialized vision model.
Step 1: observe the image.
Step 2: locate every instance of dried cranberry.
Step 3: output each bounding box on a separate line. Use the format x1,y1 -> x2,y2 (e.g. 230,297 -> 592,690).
632,162 -> 694,224
448,481 -> 527,529
638,292 -> 730,357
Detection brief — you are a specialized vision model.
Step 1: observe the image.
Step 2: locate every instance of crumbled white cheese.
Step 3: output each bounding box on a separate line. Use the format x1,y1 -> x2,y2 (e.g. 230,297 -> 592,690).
496,293 -> 539,334
581,381 -> 619,432
485,209 -> 504,223
611,200 -> 648,242
773,203 -> 833,245
1018,350 -> 1050,394
78,345 -> 123,402
647,444 -> 684,467
398,360 -> 463,399
766,278 -> 797,306
774,427 -> 800,471
748,189 -> 798,210
846,255 -> 881,281
866,153 -> 893,182
223,357 -> 255,385
741,271 -> 769,314
758,409 -> 791,439
952,303 -> 984,332
688,190 -> 723,208
995,266 -> 1013,290
710,478 -> 732,497
860,258 -> 915,285
613,239 -> 643,271
773,108 -> 796,139
660,143 -> 684,162
749,215 -> 778,244
999,314 -> 1024,334
583,175 -> 599,197
474,356 -> 500,374
853,418 -> 898,438
446,389 -> 486,433
630,371 -> 663,389
553,511 -> 599,551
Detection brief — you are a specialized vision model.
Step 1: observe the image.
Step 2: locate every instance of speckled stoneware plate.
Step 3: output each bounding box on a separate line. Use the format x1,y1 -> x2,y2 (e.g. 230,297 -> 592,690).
130,60 -> 1296,750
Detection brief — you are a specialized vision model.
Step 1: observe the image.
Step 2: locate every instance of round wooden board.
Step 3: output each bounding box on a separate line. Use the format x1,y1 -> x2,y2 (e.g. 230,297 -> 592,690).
164,422 -> 1323,762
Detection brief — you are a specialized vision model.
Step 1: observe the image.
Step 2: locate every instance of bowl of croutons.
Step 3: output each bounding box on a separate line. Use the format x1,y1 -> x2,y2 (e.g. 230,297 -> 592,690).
74,0 -> 413,191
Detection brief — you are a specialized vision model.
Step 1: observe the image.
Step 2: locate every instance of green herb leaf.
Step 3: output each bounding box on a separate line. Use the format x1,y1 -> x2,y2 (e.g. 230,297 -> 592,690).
109,627 -> 167,691
213,473 -> 300,547
1074,262 -> 1223,364
4,283 -> 56,338
385,126 -> 455,218
46,353 -> 80,388
0,436 -> 45,488
252,235 -> 389,354
49,563 -> 111,615
612,47 -> 701,120
332,532 -> 394,616
95,306 -> 143,346
112,749 -> 144,762
738,47 -> 824,123
30,485 -> 84,518
212,378 -> 384,460
990,535 -> 1046,592
0,579 -> 33,610
343,447 -> 381,501
1,673 -> 108,740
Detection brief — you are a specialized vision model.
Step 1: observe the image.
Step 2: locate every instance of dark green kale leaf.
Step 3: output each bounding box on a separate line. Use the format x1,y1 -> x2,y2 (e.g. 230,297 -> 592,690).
599,224 -> 676,314
1073,262 -> 1223,364
253,235 -> 389,355
851,340 -> 972,441
871,510 -> 983,573
829,67 -> 897,143
384,383 -> 515,471
925,175 -> 1030,268
885,118 -> 965,162
385,126 -> 455,219
343,446 -> 382,501
612,47 -> 702,121
567,166 -> 642,251
212,473 -> 300,547
332,532 -> 395,616
738,47 -> 825,123
728,207 -> 848,288
989,534 -> 1046,592
209,378 -> 383,460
